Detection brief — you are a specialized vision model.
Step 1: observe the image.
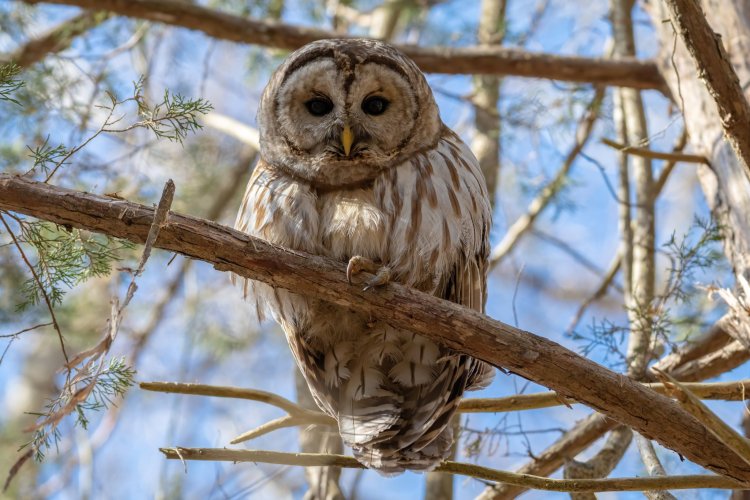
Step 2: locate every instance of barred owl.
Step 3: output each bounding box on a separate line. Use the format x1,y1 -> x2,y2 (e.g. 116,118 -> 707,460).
235,39 -> 493,473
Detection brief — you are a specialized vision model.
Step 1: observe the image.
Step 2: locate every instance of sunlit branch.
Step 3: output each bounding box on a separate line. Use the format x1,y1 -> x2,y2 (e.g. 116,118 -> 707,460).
25,0 -> 668,90
142,378 -> 750,415
655,370 -> 750,467
0,12 -> 110,68
158,447 -> 745,492
602,138 -> 708,165
636,433 -> 678,500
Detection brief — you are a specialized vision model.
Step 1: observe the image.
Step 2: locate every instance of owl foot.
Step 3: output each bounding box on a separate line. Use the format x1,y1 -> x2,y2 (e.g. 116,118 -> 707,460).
346,256 -> 391,290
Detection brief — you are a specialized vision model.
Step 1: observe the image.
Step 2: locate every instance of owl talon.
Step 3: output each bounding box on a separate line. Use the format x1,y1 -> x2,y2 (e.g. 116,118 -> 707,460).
347,256 -> 390,289
362,266 -> 392,291
346,256 -> 380,284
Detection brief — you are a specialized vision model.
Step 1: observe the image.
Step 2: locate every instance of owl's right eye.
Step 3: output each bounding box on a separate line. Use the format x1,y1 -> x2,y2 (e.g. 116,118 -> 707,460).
305,97 -> 333,117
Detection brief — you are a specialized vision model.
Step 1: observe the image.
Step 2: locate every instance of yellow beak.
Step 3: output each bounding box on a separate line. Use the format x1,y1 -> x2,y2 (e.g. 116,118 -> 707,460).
341,124 -> 354,157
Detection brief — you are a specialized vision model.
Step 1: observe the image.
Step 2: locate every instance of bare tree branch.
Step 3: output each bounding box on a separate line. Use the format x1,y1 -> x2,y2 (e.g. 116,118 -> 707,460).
2,174 -> 750,483
601,138 -> 708,165
140,378 -> 750,416
563,426 -> 633,500
470,0 -> 506,207
613,0 -> 656,382
636,433 -> 678,500
663,339 -> 750,382
0,12 -> 110,67
157,447 -> 745,492
22,0 -> 669,90
651,315 -> 735,375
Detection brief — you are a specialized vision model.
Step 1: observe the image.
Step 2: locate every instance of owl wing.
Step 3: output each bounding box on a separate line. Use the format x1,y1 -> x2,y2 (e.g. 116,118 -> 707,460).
232,157 -> 321,317
233,159 -> 348,424
437,129 -> 495,391
442,252 -> 495,391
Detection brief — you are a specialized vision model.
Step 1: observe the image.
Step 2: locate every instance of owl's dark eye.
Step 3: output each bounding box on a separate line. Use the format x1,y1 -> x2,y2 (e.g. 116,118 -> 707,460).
362,96 -> 389,116
305,97 -> 333,117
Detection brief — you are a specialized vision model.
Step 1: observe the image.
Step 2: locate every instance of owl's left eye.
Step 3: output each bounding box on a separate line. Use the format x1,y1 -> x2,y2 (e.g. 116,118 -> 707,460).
362,96 -> 389,116
305,97 -> 333,117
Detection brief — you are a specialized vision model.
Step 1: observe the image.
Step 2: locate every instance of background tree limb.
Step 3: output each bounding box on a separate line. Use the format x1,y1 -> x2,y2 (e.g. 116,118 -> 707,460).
23,0 -> 668,90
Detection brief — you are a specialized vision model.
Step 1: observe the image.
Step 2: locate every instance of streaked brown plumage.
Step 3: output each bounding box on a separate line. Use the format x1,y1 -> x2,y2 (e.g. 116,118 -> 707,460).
234,39 -> 493,473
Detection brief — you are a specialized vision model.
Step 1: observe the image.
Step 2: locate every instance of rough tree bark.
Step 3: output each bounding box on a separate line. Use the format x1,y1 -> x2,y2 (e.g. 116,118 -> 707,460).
645,0 -> 750,282
661,0 -> 750,182
642,0 -> 750,380
2,174 -> 750,485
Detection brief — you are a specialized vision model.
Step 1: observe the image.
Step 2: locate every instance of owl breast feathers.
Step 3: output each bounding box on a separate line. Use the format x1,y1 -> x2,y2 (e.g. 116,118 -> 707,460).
234,38 -> 493,474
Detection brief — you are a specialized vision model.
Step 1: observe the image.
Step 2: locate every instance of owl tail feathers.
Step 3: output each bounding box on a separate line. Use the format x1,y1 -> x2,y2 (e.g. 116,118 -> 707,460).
348,424 -> 454,476
466,360 -> 495,391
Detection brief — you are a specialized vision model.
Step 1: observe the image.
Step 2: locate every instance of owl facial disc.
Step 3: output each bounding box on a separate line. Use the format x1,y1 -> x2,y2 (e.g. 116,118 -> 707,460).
257,39 -> 442,188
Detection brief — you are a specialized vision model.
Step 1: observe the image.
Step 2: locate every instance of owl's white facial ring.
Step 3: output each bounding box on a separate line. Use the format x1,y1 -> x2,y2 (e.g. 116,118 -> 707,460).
273,57 -> 421,163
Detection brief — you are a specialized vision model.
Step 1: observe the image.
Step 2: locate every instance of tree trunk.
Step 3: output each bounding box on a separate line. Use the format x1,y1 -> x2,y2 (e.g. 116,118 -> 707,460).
645,0 -> 750,282
471,0 -> 507,206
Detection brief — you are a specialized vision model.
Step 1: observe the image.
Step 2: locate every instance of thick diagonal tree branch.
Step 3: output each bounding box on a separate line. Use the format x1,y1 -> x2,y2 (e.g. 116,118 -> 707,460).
478,322 -> 750,500
1,173 -> 750,483
23,0 -> 668,90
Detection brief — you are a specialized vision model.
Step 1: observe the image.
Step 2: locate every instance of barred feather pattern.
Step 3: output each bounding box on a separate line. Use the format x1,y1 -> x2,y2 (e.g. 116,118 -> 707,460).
235,126 -> 493,474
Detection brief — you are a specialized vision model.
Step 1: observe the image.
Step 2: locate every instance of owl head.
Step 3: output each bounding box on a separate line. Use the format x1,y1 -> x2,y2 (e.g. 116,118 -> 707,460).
258,39 -> 442,188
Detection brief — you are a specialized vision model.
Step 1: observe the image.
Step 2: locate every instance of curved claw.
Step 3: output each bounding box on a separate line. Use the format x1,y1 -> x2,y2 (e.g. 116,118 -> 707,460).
346,259 -> 358,285
362,266 -> 392,291
346,256 -> 389,289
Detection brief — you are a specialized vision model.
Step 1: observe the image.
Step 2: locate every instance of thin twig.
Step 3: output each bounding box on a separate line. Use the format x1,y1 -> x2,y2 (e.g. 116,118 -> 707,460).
230,415 -> 312,445
530,229 -> 623,292
44,104 -> 117,182
566,127 -> 687,335
489,87 -> 605,268
601,138 -> 708,165
0,322 -> 53,338
566,250 -> 622,334
139,381 -> 329,419
136,179 -> 174,276
141,379 -> 750,416
157,447 -> 746,492
0,213 -> 69,365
